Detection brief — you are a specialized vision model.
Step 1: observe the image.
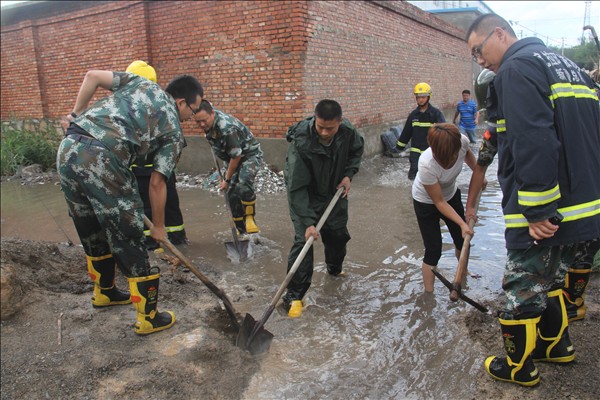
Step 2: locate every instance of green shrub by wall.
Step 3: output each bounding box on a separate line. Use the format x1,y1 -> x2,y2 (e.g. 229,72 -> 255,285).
1,119 -> 62,176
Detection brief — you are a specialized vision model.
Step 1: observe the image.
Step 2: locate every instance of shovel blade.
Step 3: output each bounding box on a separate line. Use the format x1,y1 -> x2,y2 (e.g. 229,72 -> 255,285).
225,239 -> 251,262
236,313 -> 274,355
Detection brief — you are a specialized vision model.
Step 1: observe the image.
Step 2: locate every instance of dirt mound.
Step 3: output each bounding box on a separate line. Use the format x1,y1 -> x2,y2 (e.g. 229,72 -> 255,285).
0,238 -> 260,399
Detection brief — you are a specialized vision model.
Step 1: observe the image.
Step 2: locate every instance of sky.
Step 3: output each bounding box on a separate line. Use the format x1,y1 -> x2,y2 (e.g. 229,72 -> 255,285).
482,1 -> 599,48
1,0 -> 599,49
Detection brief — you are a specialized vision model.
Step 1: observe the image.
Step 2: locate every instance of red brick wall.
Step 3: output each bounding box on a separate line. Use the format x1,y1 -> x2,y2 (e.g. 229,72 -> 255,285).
303,0 -> 470,127
1,0 -> 471,140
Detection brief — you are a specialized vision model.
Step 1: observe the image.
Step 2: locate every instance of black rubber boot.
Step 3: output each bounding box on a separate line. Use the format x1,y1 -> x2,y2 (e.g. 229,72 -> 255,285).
484,316 -> 541,387
563,268 -> 590,322
326,264 -> 343,276
128,273 -> 175,335
532,289 -> 575,363
233,216 -> 247,235
86,255 -> 131,307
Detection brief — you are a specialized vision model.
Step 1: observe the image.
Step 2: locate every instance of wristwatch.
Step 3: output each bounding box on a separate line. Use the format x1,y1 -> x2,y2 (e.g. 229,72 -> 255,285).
70,112 -> 77,118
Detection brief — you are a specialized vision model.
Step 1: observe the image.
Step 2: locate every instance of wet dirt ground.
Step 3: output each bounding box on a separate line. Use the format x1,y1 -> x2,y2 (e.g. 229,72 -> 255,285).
1,154 -> 599,399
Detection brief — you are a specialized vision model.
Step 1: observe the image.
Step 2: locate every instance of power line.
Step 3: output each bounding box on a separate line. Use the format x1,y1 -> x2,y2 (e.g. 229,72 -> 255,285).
508,20 -> 567,46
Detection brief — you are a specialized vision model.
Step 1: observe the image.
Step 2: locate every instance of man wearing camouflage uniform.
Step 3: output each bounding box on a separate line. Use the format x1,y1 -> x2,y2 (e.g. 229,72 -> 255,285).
194,100 -> 263,234
58,70 -> 203,335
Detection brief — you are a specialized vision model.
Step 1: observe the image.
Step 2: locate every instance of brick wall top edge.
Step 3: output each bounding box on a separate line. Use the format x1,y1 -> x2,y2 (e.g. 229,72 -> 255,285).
369,0 -> 465,39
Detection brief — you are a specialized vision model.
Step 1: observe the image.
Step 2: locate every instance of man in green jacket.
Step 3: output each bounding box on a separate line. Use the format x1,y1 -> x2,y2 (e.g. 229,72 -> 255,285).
283,99 -> 364,318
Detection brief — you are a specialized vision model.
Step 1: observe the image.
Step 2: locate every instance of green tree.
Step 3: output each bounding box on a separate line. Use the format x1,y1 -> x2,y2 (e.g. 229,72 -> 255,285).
550,39 -> 599,71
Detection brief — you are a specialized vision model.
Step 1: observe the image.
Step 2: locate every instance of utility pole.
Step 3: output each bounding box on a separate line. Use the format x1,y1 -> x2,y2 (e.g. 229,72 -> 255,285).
583,1 -> 591,43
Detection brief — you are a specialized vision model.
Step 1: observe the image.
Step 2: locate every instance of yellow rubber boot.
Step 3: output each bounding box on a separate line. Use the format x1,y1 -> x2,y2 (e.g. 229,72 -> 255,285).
484,316 -> 541,387
86,254 -> 131,307
532,289 -> 575,363
288,300 -> 303,318
242,199 -> 260,234
129,274 -> 175,335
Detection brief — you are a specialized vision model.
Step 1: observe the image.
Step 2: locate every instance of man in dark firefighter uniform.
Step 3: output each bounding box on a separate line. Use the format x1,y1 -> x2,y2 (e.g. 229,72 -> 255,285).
126,61 -> 188,249
466,14 -> 600,386
468,69 -> 599,326
283,99 -> 364,318
396,82 -> 446,180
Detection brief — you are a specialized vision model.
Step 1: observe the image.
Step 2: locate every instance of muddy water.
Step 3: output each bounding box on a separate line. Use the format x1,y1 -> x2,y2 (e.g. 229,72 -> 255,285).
0,154 -> 506,399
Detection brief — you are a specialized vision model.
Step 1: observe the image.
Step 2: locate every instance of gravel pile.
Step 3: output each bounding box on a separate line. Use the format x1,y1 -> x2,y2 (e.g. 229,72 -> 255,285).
177,162 -> 286,194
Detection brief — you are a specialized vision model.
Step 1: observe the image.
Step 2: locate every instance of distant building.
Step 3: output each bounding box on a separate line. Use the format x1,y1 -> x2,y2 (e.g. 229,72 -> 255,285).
407,1 -> 495,32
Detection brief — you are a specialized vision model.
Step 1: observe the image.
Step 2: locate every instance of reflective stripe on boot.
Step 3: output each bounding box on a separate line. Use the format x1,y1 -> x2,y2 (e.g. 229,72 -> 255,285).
563,267 -> 591,322
532,289 -> 575,363
484,316 -> 541,387
128,274 -> 175,335
241,199 -> 260,233
86,254 -> 131,307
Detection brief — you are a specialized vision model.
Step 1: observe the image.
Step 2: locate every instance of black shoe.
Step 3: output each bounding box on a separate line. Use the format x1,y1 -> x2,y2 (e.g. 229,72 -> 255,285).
327,264 -> 343,276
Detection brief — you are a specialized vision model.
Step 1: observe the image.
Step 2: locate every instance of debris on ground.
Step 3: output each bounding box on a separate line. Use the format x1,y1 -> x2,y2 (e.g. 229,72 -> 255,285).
177,162 -> 286,194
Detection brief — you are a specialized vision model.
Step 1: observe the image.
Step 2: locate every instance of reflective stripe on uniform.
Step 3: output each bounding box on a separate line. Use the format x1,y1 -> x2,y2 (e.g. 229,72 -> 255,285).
410,147 -> 424,154
143,224 -> 185,236
496,119 -> 506,133
412,122 -> 434,128
518,184 -> 561,206
548,83 -> 599,108
504,198 -> 600,228
397,140 -> 407,147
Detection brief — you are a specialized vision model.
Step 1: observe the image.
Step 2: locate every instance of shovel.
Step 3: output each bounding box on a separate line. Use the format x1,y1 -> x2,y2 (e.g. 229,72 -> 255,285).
450,190 -> 482,302
208,147 -> 250,262
236,187 -> 344,355
144,216 -> 241,329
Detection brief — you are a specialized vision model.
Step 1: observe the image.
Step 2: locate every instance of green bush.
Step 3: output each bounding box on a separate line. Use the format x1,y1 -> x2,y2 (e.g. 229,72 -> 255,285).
0,120 -> 63,176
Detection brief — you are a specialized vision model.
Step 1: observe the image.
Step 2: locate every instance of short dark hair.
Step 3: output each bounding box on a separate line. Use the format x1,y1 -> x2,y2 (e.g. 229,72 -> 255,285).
428,123 -> 462,169
198,99 -> 213,114
466,14 -> 516,41
315,99 -> 342,121
462,89 -> 471,95
165,75 -> 204,105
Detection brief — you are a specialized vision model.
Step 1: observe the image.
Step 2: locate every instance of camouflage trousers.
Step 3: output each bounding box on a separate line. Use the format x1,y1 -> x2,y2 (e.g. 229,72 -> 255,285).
502,242 -> 582,319
57,134 -> 150,277
227,155 -> 262,218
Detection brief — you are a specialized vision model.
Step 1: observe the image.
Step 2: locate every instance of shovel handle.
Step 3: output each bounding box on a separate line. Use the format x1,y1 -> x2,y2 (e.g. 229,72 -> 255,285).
252,187 -> 344,331
450,190 -> 481,302
143,216 -> 240,328
208,146 -> 246,259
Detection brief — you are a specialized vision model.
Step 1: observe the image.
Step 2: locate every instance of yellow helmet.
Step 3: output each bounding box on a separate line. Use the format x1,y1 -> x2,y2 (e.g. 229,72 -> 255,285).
413,82 -> 432,97
126,60 -> 157,83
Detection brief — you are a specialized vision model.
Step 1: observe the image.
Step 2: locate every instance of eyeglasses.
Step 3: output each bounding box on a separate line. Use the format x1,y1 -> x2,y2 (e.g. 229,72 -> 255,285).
186,102 -> 200,115
471,29 -> 495,62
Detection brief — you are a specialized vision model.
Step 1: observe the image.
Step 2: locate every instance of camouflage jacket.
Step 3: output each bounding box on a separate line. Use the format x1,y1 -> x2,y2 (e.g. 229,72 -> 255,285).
205,109 -> 262,162
72,72 -> 184,179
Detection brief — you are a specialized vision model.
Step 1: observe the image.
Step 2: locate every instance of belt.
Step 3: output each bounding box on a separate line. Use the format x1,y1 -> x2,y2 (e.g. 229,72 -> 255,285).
67,133 -> 104,147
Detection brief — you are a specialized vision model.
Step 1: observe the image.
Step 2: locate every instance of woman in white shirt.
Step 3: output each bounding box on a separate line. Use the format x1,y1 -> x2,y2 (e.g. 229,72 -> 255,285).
412,123 -> 477,293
